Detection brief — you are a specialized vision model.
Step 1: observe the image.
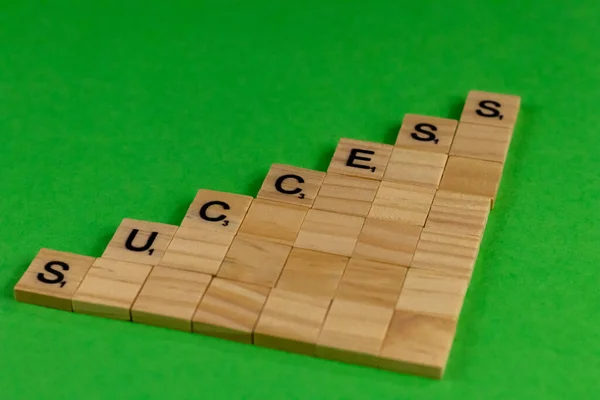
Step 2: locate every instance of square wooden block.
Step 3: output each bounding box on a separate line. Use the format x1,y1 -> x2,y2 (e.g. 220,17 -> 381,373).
158,226 -> 232,275
460,90 -> 521,130
395,268 -> 469,320
450,122 -> 512,163
181,189 -> 253,235
257,164 -> 325,207
312,173 -> 380,218
395,114 -> 458,154
383,147 -> 447,188
237,198 -> 308,246
14,249 -> 95,311
294,209 -> 365,257
217,235 -> 292,288
353,219 -> 422,267
276,248 -> 348,299
411,228 -> 482,279
131,266 -> 212,332
369,181 -> 436,226
102,218 -> 177,266
192,277 -> 270,344
72,258 -> 152,320
439,156 -> 503,202
425,190 -> 491,237
327,138 -> 393,181
254,288 -> 331,356
379,310 -> 457,379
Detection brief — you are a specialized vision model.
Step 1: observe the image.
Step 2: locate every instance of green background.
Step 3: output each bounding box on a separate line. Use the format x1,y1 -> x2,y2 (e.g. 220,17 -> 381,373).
1,1 -> 599,398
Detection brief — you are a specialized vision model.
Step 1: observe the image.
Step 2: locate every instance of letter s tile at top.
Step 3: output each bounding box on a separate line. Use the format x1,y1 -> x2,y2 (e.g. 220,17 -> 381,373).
459,90 -> 521,130
395,114 -> 458,154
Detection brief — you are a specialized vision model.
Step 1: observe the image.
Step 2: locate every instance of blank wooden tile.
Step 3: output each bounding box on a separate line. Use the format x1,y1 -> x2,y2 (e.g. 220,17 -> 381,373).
14,249 -> 95,311
395,114 -> 458,154
237,198 -> 307,246
425,190 -> 491,237
102,218 -> 178,266
131,266 -> 212,331
72,258 -> 152,320
460,90 -> 521,130
276,248 -> 348,299
257,164 -> 325,207
158,226 -> 232,275
327,138 -> 393,181
312,173 -> 380,217
368,181 -> 436,226
217,235 -> 291,288
439,156 -> 503,203
395,268 -> 469,320
192,277 -> 270,344
294,209 -> 365,257
379,310 -> 457,379
411,228 -> 482,279
353,219 -> 421,267
254,288 -> 331,356
383,147 -> 447,188
450,122 -> 512,163
181,189 -> 253,235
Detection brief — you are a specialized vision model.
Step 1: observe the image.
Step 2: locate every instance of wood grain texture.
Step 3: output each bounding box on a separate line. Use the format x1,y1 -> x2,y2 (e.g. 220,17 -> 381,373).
192,277 -> 270,344
72,258 -> 152,320
312,173 -> 380,217
257,164 -> 325,207
368,181 -> 436,226
217,235 -> 291,287
439,156 -> 503,203
459,90 -> 521,129
450,122 -> 512,163
395,114 -> 458,154
327,138 -> 393,181
383,147 -> 448,188
379,310 -> 457,379
425,190 -> 491,237
131,266 -> 212,331
237,198 -> 308,246
102,218 -> 177,266
294,209 -> 365,257
14,248 -> 95,311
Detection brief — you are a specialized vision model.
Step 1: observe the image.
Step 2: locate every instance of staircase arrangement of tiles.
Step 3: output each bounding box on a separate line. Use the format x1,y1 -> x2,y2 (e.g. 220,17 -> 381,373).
14,90 -> 520,379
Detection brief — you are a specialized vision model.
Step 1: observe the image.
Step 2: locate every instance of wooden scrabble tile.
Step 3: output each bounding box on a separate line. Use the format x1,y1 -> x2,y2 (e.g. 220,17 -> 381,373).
312,173 -> 380,217
257,164 -> 325,207
335,258 -> 407,309
411,228 -> 482,279
379,310 -> 457,379
425,190 -> 491,237
383,147 -> 447,188
14,249 -> 95,311
158,226 -> 232,275
395,114 -> 458,154
294,209 -> 365,257
450,122 -> 512,163
131,266 -> 212,331
192,277 -> 270,344
317,299 -> 393,367
460,90 -> 521,130
217,235 -> 291,288
254,288 -> 331,356
276,248 -> 348,298
395,268 -> 469,320
327,138 -> 393,181
439,156 -> 503,203
353,219 -> 421,267
72,258 -> 152,320
237,198 -> 307,246
368,181 -> 436,226
102,218 -> 177,266
181,189 -> 253,235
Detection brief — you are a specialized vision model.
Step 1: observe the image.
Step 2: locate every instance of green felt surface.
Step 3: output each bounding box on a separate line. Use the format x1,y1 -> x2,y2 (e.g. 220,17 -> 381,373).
1,0 -> 600,398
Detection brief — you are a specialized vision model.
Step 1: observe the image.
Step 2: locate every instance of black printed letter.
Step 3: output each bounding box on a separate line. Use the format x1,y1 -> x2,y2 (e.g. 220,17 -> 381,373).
125,229 -> 157,252
476,100 -> 502,119
199,201 -> 230,222
346,149 -> 375,170
37,261 -> 69,285
275,174 -> 304,195
410,123 -> 438,143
